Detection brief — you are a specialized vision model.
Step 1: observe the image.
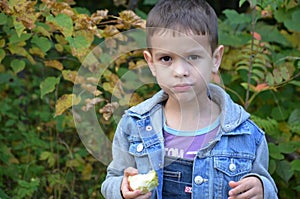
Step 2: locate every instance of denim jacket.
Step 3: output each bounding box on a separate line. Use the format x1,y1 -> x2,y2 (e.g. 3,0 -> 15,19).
101,83 -> 278,199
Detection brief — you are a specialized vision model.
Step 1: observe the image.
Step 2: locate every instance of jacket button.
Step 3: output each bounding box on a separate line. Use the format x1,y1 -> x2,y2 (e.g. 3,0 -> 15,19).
229,163 -> 236,172
136,143 -> 144,152
146,125 -> 153,131
194,176 -> 203,185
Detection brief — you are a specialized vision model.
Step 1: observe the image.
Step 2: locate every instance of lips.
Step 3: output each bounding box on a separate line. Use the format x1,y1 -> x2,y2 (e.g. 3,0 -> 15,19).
173,83 -> 193,92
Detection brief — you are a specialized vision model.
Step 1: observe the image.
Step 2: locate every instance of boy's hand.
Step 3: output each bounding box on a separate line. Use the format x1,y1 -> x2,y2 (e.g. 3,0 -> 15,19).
121,167 -> 152,199
228,176 -> 263,199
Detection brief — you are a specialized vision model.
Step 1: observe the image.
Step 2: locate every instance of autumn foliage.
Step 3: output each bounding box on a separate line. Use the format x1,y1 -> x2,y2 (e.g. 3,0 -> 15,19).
0,0 -> 299,198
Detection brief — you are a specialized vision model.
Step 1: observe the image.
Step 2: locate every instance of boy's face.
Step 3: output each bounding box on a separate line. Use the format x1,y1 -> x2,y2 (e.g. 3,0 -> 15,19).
144,33 -> 223,102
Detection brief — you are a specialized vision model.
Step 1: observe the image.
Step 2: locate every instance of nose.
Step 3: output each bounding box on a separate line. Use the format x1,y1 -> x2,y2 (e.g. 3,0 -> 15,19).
173,58 -> 190,77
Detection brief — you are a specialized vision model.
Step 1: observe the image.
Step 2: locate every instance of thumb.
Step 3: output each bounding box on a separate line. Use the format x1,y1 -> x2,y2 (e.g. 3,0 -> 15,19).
124,167 -> 139,177
228,181 -> 239,188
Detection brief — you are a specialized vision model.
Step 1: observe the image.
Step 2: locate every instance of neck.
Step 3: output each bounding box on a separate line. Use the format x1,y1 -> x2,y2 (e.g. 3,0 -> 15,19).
164,96 -> 220,131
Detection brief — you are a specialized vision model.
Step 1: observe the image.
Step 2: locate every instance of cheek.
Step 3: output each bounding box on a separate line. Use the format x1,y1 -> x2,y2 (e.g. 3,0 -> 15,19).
155,74 -> 171,89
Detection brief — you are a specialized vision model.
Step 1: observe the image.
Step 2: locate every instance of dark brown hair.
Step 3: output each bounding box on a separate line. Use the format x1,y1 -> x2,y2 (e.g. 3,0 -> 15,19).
146,0 -> 219,52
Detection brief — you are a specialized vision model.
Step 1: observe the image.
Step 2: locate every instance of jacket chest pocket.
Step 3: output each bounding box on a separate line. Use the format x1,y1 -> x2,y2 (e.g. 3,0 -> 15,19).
128,137 -> 162,171
214,156 -> 253,177
212,156 -> 253,199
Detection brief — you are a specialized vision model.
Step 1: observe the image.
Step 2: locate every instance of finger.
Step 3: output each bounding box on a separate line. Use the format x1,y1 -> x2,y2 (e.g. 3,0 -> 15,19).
228,188 -> 253,199
122,189 -> 141,199
123,190 -> 152,199
123,167 -> 139,191
228,182 -> 251,197
124,167 -> 139,177
121,167 -> 140,198
229,181 -> 240,188
136,192 -> 152,199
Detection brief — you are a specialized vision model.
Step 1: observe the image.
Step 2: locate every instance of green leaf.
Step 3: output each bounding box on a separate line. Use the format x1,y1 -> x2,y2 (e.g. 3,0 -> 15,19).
33,22 -> 51,38
8,31 -> 32,44
288,109 -> 300,125
274,7 -> 291,23
276,160 -> 293,183
40,77 -> 60,98
12,16 -> 25,38
284,9 -> 300,32
291,159 -> 300,172
288,109 -> 300,133
218,31 -> 251,47
278,143 -> 295,154
40,151 -> 55,167
223,10 -> 251,25
288,80 -> 300,87
252,69 -> 265,79
268,159 -> 276,174
66,35 -> 91,57
268,143 -> 284,160
143,0 -> 158,5
256,24 -> 290,46
0,13 -> 8,25
0,188 -> 9,199
273,68 -> 282,84
134,8 -> 148,20
10,59 -> 26,74
279,66 -> 290,81
73,7 -> 91,15
266,72 -> 274,86
0,49 -> 5,63
47,14 -> 73,37
16,178 -> 40,198
99,53 -> 112,64
31,35 -> 52,53
239,0 -> 248,7
271,106 -> 289,121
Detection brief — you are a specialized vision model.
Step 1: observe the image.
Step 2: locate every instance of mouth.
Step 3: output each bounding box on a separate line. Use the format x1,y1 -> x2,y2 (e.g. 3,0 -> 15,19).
173,83 -> 193,92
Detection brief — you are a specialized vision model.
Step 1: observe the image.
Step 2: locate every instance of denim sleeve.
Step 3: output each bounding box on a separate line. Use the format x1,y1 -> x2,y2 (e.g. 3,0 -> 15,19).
243,135 -> 278,199
101,115 -> 136,199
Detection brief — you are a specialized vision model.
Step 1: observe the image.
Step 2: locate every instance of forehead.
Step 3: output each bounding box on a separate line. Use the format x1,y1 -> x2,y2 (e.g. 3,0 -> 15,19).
149,33 -> 211,56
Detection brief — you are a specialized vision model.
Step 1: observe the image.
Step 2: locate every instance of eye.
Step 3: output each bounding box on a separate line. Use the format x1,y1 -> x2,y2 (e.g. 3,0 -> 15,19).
187,55 -> 201,61
160,56 -> 172,63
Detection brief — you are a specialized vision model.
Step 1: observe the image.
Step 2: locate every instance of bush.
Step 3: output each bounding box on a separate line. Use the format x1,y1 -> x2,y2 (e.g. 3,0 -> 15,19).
0,0 -> 299,198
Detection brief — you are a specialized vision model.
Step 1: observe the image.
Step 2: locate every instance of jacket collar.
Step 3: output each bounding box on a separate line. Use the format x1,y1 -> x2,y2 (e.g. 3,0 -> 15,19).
208,84 -> 250,132
127,83 -> 250,133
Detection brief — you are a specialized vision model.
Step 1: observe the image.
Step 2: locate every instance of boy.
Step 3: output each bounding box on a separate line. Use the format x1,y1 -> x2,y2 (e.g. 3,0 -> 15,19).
101,0 -> 278,198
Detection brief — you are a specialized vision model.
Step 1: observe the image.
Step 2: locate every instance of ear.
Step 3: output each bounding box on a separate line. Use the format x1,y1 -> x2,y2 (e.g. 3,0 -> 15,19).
143,50 -> 156,76
212,45 -> 224,73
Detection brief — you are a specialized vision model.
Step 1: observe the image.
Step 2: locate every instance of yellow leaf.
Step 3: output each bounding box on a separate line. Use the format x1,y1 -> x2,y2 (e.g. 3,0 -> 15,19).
55,94 -> 81,117
0,64 -> 5,72
82,97 -> 105,111
129,93 -> 143,106
81,83 -> 102,96
119,10 -> 146,29
81,163 -> 93,180
91,9 -> 108,24
254,83 -> 269,92
62,70 -> 78,83
29,47 -> 45,58
8,43 -> 36,64
66,159 -> 81,168
0,39 -> 5,48
99,102 -> 119,121
113,0 -> 126,6
55,43 -> 64,52
74,29 -> 94,45
45,60 -> 64,71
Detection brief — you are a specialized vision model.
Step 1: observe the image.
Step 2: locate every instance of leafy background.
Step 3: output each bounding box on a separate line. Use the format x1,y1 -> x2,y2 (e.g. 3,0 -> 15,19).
0,0 -> 299,198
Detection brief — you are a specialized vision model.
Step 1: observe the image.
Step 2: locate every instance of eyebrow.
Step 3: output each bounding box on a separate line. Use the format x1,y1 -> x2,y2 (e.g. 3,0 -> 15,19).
153,49 -> 208,58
